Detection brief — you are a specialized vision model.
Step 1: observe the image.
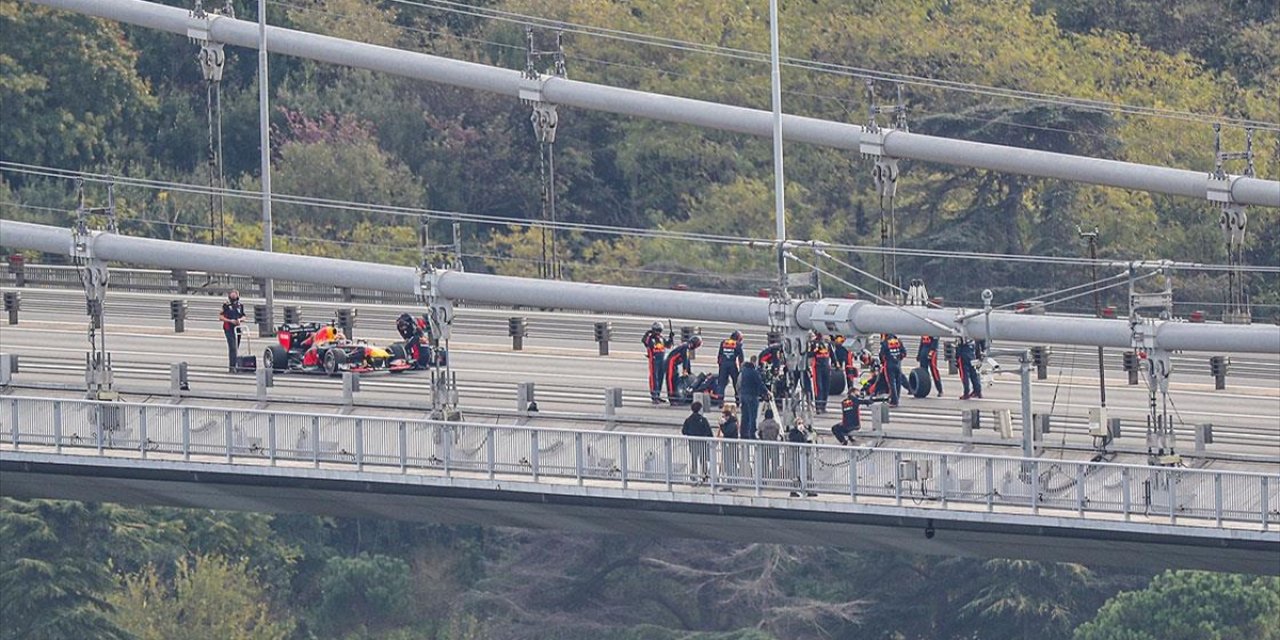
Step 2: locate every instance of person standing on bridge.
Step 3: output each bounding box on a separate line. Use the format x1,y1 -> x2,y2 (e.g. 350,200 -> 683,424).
879,333 -> 907,407
807,331 -> 833,413
831,334 -> 850,388
717,404 -> 741,484
681,401 -> 713,484
917,335 -> 943,397
738,356 -> 765,440
642,321 -> 672,404
219,290 -> 245,372
716,330 -> 745,404
957,337 -> 983,399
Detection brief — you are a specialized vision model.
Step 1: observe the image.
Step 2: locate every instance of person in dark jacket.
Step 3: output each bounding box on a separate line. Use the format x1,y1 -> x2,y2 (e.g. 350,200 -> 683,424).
219,290 -> 245,372
665,336 -> 702,402
717,404 -> 741,482
716,331 -> 745,403
832,388 -> 875,445
642,321 -> 672,403
917,335 -> 943,397
681,401 -> 713,483
879,333 -> 907,407
737,357 -> 765,440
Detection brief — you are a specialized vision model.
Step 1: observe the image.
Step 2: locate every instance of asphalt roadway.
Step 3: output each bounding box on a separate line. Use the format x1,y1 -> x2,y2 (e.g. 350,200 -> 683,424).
1,287 -> 1277,471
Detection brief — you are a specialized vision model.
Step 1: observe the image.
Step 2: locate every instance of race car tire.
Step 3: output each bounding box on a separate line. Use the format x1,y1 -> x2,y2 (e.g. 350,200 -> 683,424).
388,343 -> 408,362
323,349 -> 347,376
265,345 -> 289,373
828,370 -> 846,396
908,366 -> 932,398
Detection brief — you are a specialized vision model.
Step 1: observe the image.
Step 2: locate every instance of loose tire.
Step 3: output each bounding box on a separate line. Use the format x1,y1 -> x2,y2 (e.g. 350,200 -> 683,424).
265,345 -> 289,373
828,369 -> 846,396
908,366 -> 932,398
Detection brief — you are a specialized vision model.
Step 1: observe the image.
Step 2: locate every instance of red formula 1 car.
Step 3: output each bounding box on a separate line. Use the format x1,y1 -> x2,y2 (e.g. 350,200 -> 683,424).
264,322 -> 413,375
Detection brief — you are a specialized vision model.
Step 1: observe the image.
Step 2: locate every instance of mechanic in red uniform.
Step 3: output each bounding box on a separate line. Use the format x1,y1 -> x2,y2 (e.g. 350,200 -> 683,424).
642,322 -> 671,404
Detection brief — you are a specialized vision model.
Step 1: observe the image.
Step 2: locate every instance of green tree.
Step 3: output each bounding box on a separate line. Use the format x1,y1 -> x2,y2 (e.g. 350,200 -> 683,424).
0,500 -> 133,640
110,554 -> 295,640
315,553 -> 414,636
0,1 -> 157,174
1074,570 -> 1280,640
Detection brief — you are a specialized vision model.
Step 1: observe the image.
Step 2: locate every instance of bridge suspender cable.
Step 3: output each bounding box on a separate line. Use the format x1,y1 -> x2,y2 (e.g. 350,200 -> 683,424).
22,0 -> 1280,209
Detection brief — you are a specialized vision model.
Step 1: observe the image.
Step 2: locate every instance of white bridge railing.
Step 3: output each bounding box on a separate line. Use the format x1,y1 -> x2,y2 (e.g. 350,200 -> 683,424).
2,396 -> 1276,530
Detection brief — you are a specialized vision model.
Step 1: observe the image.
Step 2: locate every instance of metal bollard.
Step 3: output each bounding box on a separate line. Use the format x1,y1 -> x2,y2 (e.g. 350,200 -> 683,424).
509,317 -> 528,351
961,409 -> 980,439
594,321 -> 612,356
253,304 -> 271,338
169,362 -> 189,399
0,353 -> 13,386
869,403 -> 887,435
1194,424 -> 1213,455
1031,346 -> 1048,380
604,387 -> 622,423
3,291 -> 19,325
1107,417 -> 1122,440
1035,413 -> 1051,435
336,307 -> 356,339
170,299 -> 187,333
255,366 -> 274,402
342,372 -> 359,407
1209,356 -> 1227,390
517,382 -> 535,415
1122,351 -> 1139,385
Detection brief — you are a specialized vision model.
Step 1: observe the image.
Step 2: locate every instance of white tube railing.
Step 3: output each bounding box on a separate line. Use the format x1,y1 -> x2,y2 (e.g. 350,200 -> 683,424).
2,396 -> 1276,531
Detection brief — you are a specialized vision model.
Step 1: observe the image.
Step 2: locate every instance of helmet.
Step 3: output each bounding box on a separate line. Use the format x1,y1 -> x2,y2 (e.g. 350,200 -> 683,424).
652,321 -> 663,331
689,336 -> 703,349
731,330 -> 742,341
833,334 -> 845,344
860,350 -> 873,366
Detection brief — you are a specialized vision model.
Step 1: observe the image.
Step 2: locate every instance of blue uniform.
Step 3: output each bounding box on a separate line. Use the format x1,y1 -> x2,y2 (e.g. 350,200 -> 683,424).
737,362 -> 765,439
957,339 -> 983,399
808,338 -> 833,412
879,334 -> 907,406
832,394 -> 874,444
643,328 -> 671,401
716,336 -> 745,400
665,341 -> 697,400
917,336 -> 943,395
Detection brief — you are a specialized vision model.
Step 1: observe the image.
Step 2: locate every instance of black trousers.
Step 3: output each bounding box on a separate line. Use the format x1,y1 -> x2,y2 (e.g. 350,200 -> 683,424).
224,327 -> 240,369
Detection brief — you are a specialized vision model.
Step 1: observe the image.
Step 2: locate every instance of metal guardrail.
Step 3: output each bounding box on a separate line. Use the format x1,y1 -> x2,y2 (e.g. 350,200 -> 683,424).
2,396 -> 1276,530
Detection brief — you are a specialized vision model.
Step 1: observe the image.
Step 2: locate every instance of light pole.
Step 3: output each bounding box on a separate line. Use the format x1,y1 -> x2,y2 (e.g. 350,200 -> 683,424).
1079,226 -> 1106,407
258,0 -> 274,326
768,0 -> 786,290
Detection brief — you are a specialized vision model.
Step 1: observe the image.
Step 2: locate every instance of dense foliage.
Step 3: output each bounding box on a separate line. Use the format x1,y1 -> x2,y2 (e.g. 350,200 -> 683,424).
3,498 -> 1276,639
1,0 -> 1276,312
